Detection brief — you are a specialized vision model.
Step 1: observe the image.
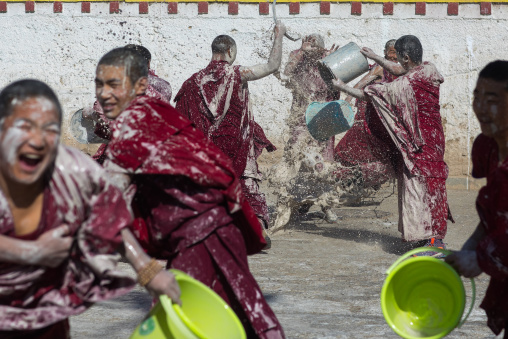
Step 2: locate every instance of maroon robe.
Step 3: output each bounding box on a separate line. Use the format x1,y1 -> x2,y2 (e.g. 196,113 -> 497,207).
334,64 -> 398,188
364,62 -> 450,241
0,145 -> 135,334
174,60 -> 275,226
104,96 -> 284,339
472,134 -> 508,337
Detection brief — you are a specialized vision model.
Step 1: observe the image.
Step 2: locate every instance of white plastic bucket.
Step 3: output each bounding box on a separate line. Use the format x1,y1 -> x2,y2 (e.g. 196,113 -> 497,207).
318,42 -> 369,83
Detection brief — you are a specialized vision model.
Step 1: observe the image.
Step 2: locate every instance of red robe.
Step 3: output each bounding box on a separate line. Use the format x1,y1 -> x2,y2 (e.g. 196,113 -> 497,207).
174,60 -> 275,226
0,146 -> 135,335
364,62 -> 450,241
472,134 -> 508,337
334,64 -> 398,188
104,96 -> 284,339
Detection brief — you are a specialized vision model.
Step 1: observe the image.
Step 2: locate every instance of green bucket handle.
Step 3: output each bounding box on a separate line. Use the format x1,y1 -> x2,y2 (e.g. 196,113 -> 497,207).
386,247 -> 476,329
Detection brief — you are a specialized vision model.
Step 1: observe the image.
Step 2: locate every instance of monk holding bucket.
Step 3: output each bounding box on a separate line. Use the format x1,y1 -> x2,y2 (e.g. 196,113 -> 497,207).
446,60 -> 508,338
332,35 -> 453,251
333,40 -> 399,199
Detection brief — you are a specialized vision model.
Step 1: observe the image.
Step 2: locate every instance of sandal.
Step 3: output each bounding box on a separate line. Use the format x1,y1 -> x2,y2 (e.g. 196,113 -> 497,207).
412,238 -> 446,258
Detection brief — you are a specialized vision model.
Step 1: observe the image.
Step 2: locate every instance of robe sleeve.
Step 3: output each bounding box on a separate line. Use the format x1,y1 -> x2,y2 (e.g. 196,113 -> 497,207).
472,133 -> 497,179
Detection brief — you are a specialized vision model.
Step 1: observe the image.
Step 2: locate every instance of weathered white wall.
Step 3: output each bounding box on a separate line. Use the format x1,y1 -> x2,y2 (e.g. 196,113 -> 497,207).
0,2 -> 507,181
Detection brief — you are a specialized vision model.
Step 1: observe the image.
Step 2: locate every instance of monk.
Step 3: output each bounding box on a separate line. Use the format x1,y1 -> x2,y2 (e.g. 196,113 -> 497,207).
96,47 -> 285,338
268,34 -> 341,230
331,35 -> 452,250
0,79 -> 180,338
445,60 -> 508,338
84,44 -> 172,164
334,39 -> 398,198
174,24 -> 286,246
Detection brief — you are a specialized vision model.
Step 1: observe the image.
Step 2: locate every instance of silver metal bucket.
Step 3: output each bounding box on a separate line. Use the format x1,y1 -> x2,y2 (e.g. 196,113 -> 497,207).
318,42 -> 369,83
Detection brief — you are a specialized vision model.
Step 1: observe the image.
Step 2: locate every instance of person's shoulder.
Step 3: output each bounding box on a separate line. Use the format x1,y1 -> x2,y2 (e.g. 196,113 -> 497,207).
53,145 -> 105,185
56,145 -> 102,172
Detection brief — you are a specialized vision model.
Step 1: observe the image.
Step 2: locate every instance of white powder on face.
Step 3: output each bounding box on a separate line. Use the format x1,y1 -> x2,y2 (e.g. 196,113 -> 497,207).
1,125 -> 27,165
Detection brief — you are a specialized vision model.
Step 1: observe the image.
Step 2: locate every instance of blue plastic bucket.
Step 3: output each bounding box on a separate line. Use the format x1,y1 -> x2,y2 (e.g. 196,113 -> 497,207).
305,100 -> 355,141
318,42 -> 369,83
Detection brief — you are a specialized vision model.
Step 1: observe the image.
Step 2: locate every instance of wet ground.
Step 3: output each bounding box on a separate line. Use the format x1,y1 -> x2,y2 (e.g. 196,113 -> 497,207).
70,186 -> 501,338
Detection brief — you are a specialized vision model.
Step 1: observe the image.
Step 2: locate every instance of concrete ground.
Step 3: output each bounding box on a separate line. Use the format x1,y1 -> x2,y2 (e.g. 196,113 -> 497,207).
70,186 -> 501,338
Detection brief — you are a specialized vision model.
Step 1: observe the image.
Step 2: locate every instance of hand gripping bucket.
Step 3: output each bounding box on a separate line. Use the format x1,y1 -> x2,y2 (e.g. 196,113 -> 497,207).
381,248 -> 475,339
131,269 -> 246,339
318,42 -> 369,83
305,100 -> 355,141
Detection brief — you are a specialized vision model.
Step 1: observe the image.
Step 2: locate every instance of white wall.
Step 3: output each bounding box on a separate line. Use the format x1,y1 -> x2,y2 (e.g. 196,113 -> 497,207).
0,2 -> 507,179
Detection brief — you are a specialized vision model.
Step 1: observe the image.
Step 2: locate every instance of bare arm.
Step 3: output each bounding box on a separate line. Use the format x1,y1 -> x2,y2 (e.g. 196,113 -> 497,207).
121,229 -> 182,304
360,48 -> 406,76
332,78 -> 369,102
345,65 -> 383,103
0,225 -> 72,267
239,22 -> 286,83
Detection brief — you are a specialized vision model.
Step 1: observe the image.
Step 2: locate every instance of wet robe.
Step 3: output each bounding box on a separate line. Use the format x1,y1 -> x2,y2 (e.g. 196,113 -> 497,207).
104,95 -> 285,339
364,62 -> 450,241
472,134 -> 508,338
334,65 -> 398,190
174,60 -> 275,227
0,145 -> 135,337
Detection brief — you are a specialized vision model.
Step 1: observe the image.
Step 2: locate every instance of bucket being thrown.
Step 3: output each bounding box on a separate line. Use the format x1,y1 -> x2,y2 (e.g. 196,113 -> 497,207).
318,42 -> 369,84
130,269 -> 246,339
305,100 -> 355,141
381,247 -> 476,339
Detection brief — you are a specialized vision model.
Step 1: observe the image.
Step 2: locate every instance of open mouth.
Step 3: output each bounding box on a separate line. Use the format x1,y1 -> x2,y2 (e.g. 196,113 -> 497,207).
18,154 -> 43,172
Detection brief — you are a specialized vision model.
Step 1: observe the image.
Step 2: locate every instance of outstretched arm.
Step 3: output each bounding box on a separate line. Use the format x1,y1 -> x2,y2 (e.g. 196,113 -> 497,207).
345,65 -> 383,103
239,22 -> 286,83
332,78 -> 369,102
361,48 -> 406,76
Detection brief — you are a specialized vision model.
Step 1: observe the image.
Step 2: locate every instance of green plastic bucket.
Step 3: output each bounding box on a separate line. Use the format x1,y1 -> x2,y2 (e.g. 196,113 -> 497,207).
131,269 -> 246,339
381,248 -> 475,339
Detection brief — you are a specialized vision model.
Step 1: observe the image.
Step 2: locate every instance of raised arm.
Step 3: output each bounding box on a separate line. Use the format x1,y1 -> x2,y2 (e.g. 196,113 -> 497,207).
239,22 -> 286,83
345,65 -> 383,103
361,47 -> 406,76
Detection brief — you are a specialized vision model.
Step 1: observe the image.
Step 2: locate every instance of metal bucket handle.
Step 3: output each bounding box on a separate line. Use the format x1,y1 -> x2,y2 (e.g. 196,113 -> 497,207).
386,247 -> 476,329
271,0 -> 301,41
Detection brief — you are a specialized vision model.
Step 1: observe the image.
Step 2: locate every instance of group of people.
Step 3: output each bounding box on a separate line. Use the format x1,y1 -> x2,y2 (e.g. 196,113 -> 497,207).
0,19 -> 507,339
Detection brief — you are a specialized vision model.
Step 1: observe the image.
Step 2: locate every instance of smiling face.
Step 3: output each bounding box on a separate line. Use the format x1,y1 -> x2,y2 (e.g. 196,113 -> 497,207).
0,97 -> 60,186
95,64 -> 146,120
384,46 -> 397,62
473,77 -> 508,141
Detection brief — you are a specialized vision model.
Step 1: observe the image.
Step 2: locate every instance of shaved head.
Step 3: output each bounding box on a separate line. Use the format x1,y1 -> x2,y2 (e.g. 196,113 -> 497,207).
395,35 -> 423,64
479,60 -> 508,89
384,39 -> 396,50
308,34 -> 325,49
98,47 -> 148,85
211,35 -> 236,55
